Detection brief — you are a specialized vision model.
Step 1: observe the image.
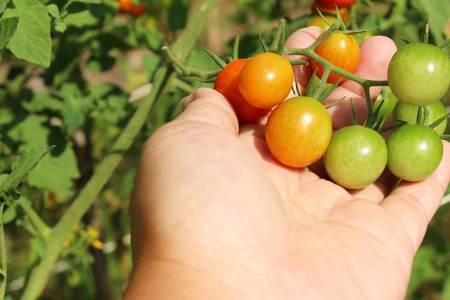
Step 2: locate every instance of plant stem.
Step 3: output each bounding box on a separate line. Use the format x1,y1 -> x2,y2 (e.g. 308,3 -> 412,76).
0,203 -> 7,300
20,0 -> 221,299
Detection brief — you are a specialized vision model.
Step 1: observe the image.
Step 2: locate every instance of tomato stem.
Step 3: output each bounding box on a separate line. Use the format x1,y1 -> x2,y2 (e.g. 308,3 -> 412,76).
269,19 -> 286,55
162,46 -> 220,80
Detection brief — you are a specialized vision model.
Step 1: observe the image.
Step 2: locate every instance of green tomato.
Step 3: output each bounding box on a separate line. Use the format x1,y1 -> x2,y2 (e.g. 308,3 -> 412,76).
388,42 -> 450,106
324,125 -> 388,189
387,124 -> 443,181
393,100 -> 448,135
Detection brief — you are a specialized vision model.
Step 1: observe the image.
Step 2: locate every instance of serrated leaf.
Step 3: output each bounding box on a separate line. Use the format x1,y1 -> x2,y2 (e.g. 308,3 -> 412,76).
6,115 -> 80,195
3,0 -> 51,67
58,83 -> 95,134
21,91 -> 63,113
0,16 -> 19,50
0,147 -> 54,200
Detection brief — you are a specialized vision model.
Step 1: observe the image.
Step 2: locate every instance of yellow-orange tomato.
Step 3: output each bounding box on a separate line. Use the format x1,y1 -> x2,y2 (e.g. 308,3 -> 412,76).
238,52 -> 294,109
214,59 -> 271,123
310,32 -> 360,84
312,3 -> 349,23
265,97 -> 332,168
308,15 -> 338,32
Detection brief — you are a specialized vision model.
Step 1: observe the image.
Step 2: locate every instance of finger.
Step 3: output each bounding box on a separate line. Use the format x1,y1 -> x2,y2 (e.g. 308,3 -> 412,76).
178,87 -> 239,135
380,140 -> 450,252
323,36 -> 398,130
348,168 -> 399,203
284,27 -> 322,95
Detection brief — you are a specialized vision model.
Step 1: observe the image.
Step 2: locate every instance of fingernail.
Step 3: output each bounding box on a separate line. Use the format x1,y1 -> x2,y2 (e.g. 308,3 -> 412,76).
179,93 -> 194,112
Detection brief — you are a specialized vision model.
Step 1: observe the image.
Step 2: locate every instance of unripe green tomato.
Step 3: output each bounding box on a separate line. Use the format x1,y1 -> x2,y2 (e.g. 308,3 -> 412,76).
324,125 -> 387,189
393,100 -> 448,135
387,124 -> 443,182
388,42 -> 450,106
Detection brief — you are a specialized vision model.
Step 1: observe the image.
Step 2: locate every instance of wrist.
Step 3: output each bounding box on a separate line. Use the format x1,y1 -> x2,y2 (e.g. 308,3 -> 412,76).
123,258 -> 239,300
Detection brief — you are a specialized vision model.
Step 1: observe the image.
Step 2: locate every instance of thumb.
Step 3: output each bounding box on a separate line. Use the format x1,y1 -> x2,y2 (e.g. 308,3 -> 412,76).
178,87 -> 239,135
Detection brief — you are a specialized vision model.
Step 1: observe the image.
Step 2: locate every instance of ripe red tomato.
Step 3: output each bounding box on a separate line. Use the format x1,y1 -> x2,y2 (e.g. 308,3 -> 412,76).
265,96 -> 332,168
310,32 -> 360,84
315,0 -> 357,9
238,52 -> 294,109
214,59 -> 271,123
118,0 -> 147,17
311,3 -> 350,23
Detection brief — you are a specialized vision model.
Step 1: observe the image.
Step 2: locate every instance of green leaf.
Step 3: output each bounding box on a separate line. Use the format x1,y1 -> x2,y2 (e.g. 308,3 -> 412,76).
68,0 -> 101,4
46,4 -> 59,18
6,115 -> 80,195
411,0 -> 449,46
143,54 -> 163,82
62,3 -> 98,28
168,0 -> 188,31
21,91 -> 63,113
29,235 -> 47,258
0,147 -> 54,200
58,83 -> 95,134
2,0 -> 51,67
0,16 -> 19,50
0,0 -> 9,14
3,205 -> 16,224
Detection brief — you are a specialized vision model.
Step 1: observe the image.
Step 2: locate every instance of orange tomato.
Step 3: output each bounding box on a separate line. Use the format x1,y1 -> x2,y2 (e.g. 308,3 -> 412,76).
238,52 -> 294,109
310,32 -> 360,84
265,97 -> 332,168
214,59 -> 271,123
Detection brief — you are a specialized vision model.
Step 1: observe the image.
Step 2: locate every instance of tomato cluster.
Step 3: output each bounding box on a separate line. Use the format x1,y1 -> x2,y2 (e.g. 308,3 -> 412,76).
385,42 -> 450,181
213,25 -> 448,190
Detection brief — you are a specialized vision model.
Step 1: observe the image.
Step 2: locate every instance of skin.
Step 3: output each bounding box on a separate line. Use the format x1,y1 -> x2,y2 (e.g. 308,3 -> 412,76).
123,28 -> 450,299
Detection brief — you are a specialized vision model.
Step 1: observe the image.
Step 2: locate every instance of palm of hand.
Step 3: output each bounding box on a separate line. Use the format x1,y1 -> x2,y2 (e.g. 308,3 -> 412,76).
130,89 -> 447,299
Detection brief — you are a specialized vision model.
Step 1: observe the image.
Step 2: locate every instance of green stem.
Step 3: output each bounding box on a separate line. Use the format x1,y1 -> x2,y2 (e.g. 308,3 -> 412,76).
20,0 -> 221,299
0,203 -> 7,300
25,208 -> 51,237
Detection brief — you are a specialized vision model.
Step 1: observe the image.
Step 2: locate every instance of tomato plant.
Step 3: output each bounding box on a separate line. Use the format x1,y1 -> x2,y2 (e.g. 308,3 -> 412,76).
323,125 -> 387,189
315,0 -> 357,8
265,96 -> 332,168
388,42 -> 450,106
387,124 -> 443,181
393,100 -> 448,135
118,0 -> 147,16
310,32 -> 360,84
238,52 -> 294,109
214,59 -> 271,123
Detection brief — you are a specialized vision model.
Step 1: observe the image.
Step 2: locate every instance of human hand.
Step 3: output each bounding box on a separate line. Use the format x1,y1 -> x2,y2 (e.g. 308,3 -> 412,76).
124,28 -> 450,299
